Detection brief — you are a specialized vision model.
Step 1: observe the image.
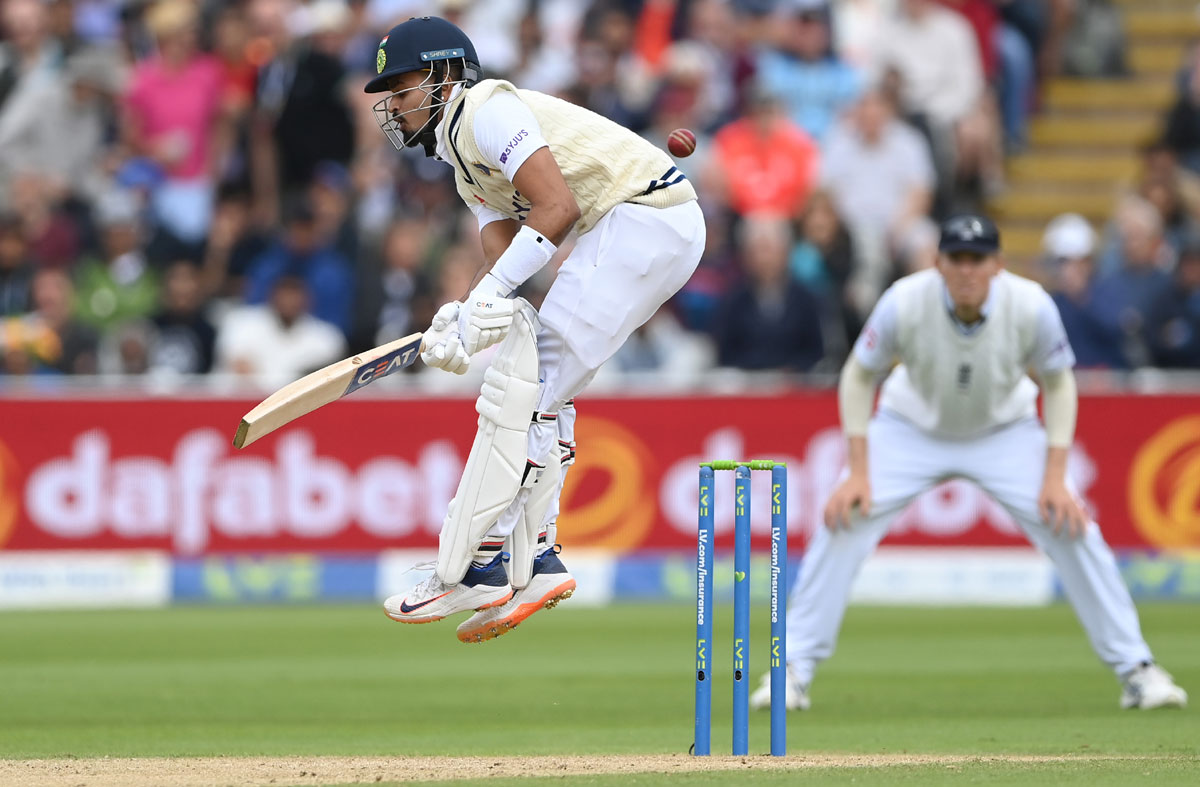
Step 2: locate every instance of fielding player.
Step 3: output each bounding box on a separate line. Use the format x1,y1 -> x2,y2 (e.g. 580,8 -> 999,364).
751,214 -> 1187,711
366,17 -> 704,641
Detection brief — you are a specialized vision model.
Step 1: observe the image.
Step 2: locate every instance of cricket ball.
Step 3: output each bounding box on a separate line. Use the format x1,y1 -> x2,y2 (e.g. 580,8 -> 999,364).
667,128 -> 697,158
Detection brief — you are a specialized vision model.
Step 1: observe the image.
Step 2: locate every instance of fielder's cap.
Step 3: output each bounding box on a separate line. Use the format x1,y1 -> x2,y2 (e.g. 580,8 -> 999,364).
364,16 -> 481,94
1042,213 -> 1095,260
939,213 -> 1000,254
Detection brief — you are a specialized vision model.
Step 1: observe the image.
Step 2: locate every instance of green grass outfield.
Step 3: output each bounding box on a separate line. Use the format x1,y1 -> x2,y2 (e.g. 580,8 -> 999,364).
0,603 -> 1197,785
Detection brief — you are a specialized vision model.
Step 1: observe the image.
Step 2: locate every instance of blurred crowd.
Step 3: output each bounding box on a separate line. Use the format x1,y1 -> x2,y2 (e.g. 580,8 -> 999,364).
0,0 -> 1172,389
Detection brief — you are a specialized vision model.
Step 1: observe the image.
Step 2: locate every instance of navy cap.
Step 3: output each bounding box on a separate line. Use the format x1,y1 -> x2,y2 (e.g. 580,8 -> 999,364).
364,16 -> 481,94
939,214 -> 1000,255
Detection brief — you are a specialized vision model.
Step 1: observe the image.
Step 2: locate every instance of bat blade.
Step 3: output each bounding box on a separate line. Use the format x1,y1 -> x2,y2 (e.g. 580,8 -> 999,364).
233,332 -> 423,449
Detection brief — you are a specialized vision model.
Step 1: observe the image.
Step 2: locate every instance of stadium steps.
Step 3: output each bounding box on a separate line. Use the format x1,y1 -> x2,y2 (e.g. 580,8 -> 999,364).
991,1 -> 1192,267
991,187 -> 1117,223
1128,43 -> 1188,76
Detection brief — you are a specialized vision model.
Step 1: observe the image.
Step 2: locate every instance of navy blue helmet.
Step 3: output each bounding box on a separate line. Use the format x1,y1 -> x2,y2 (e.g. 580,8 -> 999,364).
365,17 -> 483,153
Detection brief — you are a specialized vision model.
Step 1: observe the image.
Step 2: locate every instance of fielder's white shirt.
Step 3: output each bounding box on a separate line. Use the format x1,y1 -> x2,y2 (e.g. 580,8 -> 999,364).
853,268 -> 1075,437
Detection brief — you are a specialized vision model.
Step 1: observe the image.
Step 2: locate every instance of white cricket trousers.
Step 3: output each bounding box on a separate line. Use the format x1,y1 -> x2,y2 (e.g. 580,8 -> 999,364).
483,199 -> 707,542
786,410 -> 1155,684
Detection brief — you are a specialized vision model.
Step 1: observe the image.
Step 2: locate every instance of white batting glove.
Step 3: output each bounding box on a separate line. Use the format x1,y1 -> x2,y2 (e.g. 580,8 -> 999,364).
460,274 -> 515,356
420,301 -> 471,375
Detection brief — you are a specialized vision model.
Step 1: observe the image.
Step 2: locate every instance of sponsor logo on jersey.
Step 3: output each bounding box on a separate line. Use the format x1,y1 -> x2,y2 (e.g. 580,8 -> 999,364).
498,129 -> 529,164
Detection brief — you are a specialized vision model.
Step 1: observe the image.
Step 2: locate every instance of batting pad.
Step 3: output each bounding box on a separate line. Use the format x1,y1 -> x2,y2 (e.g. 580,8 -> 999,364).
437,301 -> 541,585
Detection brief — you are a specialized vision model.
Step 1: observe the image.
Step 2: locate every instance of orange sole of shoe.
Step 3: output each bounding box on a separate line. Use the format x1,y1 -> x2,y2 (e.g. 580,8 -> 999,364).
457,579 -> 577,644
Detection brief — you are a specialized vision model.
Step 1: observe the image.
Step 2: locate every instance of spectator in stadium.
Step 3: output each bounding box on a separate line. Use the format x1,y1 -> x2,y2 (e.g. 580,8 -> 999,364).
1136,141 -> 1200,224
755,0 -> 862,144
1163,45 -> 1200,174
58,45 -> 128,207
819,87 -> 935,316
1042,213 -> 1124,369
359,217 -> 436,350
244,199 -> 354,337
712,213 -> 824,371
215,273 -> 345,389
21,268 -> 98,375
210,0 -> 258,187
149,261 -> 216,375
123,0 -> 226,248
830,0 -> 890,72
872,0 -> 987,207
1138,175 -> 1195,258
250,0 -> 356,226
0,0 -> 68,205
1147,238 -> 1200,369
707,85 -> 818,219
0,213 -> 34,317
506,2 -> 576,97
72,190 -> 161,336
790,191 -> 857,358
679,0 -> 755,127
1092,197 -> 1174,368
200,184 -> 270,300
991,0 -> 1038,152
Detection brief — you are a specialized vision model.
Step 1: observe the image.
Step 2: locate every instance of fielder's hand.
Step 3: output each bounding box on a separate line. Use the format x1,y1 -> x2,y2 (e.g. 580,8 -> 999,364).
460,274 -> 515,356
1038,479 -> 1088,538
824,473 -> 871,530
420,301 -> 470,375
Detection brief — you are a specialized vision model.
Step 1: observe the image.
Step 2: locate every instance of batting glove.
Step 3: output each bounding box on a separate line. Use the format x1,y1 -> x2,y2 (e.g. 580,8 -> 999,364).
420,301 -> 471,375
460,273 -> 515,356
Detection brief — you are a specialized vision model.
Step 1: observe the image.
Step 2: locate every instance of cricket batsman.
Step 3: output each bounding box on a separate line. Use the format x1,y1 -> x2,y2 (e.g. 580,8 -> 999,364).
366,17 -> 704,642
751,214 -> 1188,711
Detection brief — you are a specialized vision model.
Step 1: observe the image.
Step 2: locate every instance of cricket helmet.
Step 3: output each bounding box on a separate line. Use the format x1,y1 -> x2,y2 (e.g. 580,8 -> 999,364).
365,16 -> 483,153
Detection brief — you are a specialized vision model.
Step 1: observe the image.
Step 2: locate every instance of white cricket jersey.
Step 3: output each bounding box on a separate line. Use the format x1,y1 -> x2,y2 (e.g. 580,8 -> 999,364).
853,268 -> 1075,438
434,79 -> 696,235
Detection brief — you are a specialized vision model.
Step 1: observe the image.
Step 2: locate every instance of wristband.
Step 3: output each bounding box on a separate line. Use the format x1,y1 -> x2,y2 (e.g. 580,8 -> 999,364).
490,224 -> 557,293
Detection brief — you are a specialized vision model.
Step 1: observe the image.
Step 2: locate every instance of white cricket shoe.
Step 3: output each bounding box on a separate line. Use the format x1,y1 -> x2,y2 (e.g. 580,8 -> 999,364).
456,549 -> 576,643
749,665 -> 811,711
384,556 -> 512,624
1120,663 -> 1188,710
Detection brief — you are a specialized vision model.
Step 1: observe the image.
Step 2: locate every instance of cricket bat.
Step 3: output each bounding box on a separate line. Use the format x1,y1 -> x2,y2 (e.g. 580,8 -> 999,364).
233,332 -> 424,449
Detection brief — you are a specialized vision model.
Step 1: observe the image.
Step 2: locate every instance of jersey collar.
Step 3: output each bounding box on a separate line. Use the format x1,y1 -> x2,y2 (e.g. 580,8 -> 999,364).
433,83 -> 465,161
941,279 -> 994,335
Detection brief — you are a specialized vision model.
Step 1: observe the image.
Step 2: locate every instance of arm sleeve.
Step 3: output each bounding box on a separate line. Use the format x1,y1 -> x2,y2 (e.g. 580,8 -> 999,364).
839,354 -> 878,437
851,285 -> 900,372
1041,367 -> 1078,448
1030,289 -> 1077,376
469,201 -> 509,229
472,92 -> 550,183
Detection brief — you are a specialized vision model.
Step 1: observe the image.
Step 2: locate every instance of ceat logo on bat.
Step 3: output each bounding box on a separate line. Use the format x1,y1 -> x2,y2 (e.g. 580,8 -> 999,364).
0,438 -> 19,548
343,337 -> 421,396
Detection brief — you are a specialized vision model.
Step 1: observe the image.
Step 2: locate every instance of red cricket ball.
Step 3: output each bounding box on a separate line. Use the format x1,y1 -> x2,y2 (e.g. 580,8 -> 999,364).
667,128 -> 697,158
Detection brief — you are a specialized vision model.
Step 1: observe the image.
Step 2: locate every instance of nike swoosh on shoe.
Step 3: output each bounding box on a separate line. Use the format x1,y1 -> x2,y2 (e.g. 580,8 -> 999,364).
399,592 -> 450,614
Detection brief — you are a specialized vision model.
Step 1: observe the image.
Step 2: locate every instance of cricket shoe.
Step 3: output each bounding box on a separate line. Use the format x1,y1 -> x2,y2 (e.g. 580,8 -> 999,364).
456,548 -> 576,643
384,556 -> 512,624
749,666 -> 811,711
1120,662 -> 1188,710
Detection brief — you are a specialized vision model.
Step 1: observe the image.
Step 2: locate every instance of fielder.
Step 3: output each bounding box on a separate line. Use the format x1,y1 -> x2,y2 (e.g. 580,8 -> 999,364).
366,17 -> 704,642
751,214 -> 1187,710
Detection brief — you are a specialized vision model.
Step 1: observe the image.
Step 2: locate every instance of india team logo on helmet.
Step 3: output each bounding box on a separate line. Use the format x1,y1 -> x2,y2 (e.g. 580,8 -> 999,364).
376,35 -> 388,74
